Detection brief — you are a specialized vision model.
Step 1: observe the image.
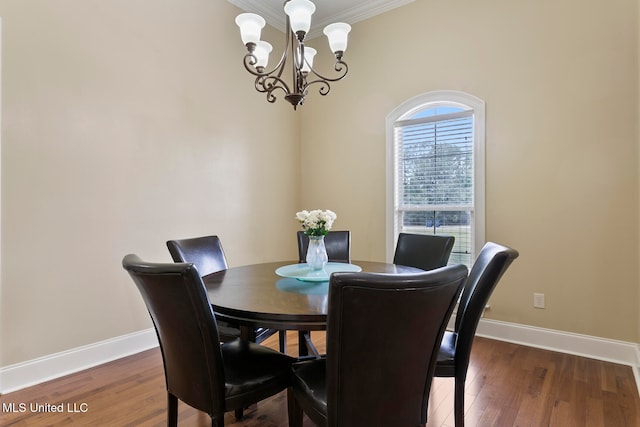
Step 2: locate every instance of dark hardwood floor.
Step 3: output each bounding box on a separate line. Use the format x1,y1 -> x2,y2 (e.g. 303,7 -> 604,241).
1,331 -> 639,426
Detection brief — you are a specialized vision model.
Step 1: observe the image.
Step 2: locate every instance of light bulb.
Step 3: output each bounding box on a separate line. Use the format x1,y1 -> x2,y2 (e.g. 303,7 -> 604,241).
284,0 -> 316,35
324,23 -> 351,55
300,47 -> 317,72
235,13 -> 266,46
254,41 -> 273,68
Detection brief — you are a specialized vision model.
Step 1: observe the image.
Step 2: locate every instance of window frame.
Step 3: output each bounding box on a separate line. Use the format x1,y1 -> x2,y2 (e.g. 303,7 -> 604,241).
385,90 -> 486,265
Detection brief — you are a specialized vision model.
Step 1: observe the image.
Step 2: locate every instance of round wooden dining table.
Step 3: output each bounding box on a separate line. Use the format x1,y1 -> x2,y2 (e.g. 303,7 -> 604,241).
202,260 -> 421,332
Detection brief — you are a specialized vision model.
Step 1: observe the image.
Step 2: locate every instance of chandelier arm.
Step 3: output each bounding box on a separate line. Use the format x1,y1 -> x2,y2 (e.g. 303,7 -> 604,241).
305,59 -> 349,83
302,79 -> 331,96
255,74 -> 291,94
242,53 -> 261,76
269,20 -> 291,80
254,75 -> 292,103
241,51 -> 287,80
259,14 -> 292,81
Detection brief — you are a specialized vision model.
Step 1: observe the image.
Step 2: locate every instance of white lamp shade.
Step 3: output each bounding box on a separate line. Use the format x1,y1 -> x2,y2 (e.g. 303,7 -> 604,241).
300,47 -> 317,72
323,22 -> 351,53
284,0 -> 316,34
254,41 -> 272,68
235,13 -> 266,45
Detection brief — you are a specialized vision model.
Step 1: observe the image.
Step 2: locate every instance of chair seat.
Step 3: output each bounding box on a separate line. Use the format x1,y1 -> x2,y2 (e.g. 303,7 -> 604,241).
217,321 -> 242,341
222,339 -> 294,398
435,331 -> 457,377
291,358 -> 327,415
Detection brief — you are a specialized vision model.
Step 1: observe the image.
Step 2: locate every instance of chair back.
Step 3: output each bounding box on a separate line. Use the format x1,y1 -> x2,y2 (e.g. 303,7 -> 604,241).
122,255 -> 225,417
297,230 -> 351,263
453,242 -> 519,371
393,233 -> 455,271
166,235 -> 228,277
326,264 -> 467,426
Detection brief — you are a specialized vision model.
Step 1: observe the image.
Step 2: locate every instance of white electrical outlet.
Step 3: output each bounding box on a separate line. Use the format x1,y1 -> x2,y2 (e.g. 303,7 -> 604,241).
533,293 -> 545,309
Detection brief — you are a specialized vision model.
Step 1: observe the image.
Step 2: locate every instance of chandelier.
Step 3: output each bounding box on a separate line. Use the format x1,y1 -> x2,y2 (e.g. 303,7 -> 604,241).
235,0 -> 351,109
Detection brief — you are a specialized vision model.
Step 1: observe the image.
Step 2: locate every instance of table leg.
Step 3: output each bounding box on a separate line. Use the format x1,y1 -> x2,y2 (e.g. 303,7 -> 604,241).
240,325 -> 256,342
298,331 -> 321,359
298,331 -> 308,357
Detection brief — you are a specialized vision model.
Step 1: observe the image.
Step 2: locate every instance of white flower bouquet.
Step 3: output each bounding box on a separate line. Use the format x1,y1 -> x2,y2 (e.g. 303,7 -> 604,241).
295,209 -> 337,237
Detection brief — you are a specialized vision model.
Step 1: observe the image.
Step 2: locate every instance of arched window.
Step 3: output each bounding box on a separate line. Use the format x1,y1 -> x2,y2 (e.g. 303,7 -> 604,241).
386,91 -> 485,268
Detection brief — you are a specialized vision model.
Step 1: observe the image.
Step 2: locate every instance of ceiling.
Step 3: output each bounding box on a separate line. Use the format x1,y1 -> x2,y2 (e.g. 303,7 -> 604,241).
227,0 -> 415,39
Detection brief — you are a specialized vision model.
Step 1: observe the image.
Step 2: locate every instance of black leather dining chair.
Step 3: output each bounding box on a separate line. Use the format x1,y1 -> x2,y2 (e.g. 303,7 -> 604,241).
122,254 -> 294,427
287,264 -> 468,427
167,235 -> 228,277
435,242 -> 519,427
393,232 -> 455,271
297,230 -> 351,263
166,235 -> 279,346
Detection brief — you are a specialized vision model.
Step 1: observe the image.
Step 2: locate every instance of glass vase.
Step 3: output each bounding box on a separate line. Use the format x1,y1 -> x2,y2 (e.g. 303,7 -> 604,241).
306,235 -> 328,271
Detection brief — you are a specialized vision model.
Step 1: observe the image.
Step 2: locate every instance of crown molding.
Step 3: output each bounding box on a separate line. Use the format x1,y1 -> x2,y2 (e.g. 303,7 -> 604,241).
228,0 -> 287,32
317,0 -> 415,28
308,0 -> 415,39
228,0 -> 416,38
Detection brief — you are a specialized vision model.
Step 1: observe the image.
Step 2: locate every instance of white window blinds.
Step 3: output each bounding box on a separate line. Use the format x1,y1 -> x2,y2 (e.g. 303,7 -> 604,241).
393,109 -> 475,267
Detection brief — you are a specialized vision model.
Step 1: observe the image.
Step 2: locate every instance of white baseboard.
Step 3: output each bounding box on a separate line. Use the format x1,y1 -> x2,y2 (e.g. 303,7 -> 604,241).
476,319 -> 640,366
1,321 -> 639,397
0,328 -> 158,395
474,319 -> 640,396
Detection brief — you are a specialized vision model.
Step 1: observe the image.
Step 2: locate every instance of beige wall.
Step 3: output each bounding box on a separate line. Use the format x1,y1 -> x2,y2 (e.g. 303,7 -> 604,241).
0,0 -> 638,369
301,0 -> 640,342
0,0 -> 300,366
637,0 -> 640,349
